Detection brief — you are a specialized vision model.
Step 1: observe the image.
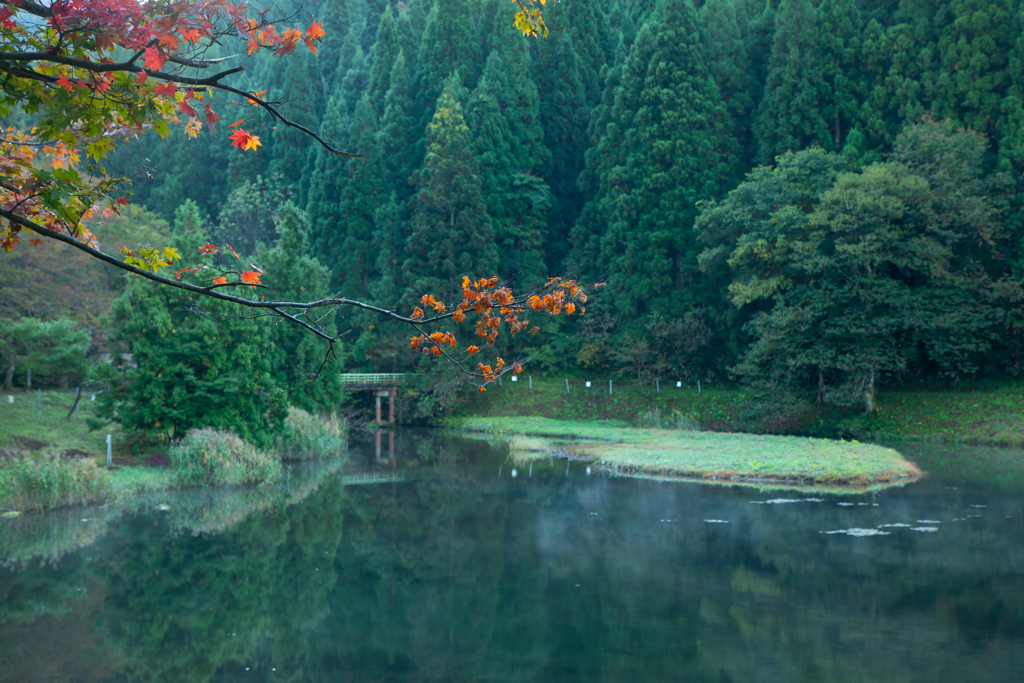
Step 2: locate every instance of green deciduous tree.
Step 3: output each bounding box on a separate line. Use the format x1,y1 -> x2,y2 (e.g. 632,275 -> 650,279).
722,121 -> 1020,411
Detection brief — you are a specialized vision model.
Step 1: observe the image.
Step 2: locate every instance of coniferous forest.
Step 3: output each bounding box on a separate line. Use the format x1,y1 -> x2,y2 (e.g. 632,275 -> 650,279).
102,0 -> 1024,413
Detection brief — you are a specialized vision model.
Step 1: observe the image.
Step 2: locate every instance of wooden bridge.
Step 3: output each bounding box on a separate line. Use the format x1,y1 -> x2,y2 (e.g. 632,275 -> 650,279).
339,373 -> 407,425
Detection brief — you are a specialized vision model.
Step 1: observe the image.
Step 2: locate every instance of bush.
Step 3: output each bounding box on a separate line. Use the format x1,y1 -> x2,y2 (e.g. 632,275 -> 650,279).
637,408 -> 701,431
0,450 -> 113,511
170,428 -> 282,487
277,407 -> 346,460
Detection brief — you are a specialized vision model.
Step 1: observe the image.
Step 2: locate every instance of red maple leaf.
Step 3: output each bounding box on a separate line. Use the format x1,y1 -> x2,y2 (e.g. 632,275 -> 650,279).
143,47 -> 165,71
153,82 -> 177,97
229,128 -> 250,150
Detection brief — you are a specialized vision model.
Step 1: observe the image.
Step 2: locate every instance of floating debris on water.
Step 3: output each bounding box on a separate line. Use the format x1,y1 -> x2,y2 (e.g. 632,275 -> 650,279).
837,503 -> 855,506
878,523 -> 912,528
751,498 -> 824,505
917,520 -> 941,524
910,527 -> 939,532
821,528 -> 891,537
2,511 -> 21,518
970,505 -> 988,508
704,519 -> 729,524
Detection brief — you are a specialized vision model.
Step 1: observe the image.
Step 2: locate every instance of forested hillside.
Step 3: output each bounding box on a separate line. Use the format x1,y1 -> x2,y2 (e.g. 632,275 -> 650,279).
103,0 -> 1024,409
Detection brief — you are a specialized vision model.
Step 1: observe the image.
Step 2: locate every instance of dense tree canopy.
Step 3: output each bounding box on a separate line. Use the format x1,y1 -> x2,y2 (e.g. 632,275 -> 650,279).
5,0 -> 1024,415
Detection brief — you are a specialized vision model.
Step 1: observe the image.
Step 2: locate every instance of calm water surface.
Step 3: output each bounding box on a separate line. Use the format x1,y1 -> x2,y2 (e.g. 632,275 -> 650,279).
1,432 -> 1023,682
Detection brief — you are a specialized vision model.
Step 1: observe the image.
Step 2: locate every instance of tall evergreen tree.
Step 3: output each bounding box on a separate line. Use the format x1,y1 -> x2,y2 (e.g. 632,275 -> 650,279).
404,81 -> 497,306
819,0 -> 864,149
577,0 -> 741,322
532,22 -> 589,271
266,51 -> 327,208
482,1 -> 549,175
753,0 -> 832,164
416,0 -> 483,115
333,96 -> 389,298
318,0 -> 367,93
466,59 -> 551,284
367,2 -> 402,117
376,48 -> 418,201
934,0 -> 1013,137
306,97 -> 353,284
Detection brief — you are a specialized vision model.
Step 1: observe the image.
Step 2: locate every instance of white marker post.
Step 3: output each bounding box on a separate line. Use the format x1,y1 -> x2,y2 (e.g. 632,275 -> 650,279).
586,381 -> 591,388
609,380 -> 613,395
106,434 -> 112,466
565,378 -> 570,394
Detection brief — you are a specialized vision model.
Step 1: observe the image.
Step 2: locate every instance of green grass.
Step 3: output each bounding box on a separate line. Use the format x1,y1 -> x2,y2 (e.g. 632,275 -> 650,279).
456,416 -> 922,489
451,376 -> 1024,445
0,388 -> 133,457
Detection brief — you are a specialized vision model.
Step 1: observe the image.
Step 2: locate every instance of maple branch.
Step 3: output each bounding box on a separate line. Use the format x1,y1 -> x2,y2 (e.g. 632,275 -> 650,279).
0,208 -> 432,325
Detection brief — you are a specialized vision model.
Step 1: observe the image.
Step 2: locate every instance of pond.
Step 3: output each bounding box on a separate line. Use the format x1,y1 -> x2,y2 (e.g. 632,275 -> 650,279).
1,432 -> 1023,682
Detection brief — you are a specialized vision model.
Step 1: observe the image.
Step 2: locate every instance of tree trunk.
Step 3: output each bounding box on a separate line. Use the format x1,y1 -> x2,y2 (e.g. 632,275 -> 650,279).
817,372 -> 826,403
4,362 -> 13,391
863,370 -> 877,413
26,367 -> 31,389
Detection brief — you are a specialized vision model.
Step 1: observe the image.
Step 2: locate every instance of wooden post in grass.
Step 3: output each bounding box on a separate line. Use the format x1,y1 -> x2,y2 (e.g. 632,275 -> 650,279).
106,434 -> 112,466
609,380 -> 613,395
565,378 -> 570,394
529,375 -> 532,389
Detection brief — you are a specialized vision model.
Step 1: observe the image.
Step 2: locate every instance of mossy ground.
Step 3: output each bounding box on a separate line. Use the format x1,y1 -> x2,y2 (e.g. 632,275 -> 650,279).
451,376 -> 1024,446
456,416 -> 921,489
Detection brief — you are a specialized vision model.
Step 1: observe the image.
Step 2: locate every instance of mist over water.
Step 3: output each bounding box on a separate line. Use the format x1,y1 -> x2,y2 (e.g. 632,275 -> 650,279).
2,432 -> 1023,682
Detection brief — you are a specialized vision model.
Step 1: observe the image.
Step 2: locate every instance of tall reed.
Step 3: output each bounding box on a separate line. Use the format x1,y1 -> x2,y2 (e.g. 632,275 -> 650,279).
0,450 -> 113,511
277,407 -> 347,460
170,428 -> 282,487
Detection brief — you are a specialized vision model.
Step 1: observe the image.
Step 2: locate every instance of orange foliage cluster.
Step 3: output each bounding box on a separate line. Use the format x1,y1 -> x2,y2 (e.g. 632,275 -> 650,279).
407,274 -> 592,389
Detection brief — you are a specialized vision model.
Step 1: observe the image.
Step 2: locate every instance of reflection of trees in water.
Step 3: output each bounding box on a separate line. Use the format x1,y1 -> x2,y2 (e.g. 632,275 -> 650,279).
1,439 -> 1023,682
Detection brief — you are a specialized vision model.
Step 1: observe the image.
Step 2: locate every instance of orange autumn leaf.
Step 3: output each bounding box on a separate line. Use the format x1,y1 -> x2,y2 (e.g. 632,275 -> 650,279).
467,345 -> 480,355
211,276 -> 228,285
240,270 -> 262,286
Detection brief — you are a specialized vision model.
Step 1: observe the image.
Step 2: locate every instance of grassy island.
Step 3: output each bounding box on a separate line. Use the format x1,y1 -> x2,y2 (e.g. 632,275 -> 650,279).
456,416 -> 921,490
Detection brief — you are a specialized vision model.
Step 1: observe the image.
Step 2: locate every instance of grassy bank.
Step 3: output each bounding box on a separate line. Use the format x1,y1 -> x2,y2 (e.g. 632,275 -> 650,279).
450,376 -> 1024,446
457,416 -> 921,489
0,397 -> 346,512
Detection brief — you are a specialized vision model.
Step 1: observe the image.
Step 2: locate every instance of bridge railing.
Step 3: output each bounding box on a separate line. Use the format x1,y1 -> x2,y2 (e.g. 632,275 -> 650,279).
339,373 -> 407,385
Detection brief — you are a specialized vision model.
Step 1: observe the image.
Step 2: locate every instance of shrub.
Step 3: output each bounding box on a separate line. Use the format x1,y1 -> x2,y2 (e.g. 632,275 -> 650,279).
0,450 -> 113,511
637,408 -> 701,431
277,407 -> 346,460
170,428 -> 282,487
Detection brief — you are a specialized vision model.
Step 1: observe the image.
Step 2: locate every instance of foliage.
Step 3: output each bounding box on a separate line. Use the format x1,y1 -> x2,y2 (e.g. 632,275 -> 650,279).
170,427 -> 282,487
716,121 -> 1021,412
98,269 -> 285,446
277,407 -> 347,460
637,407 -> 701,431
0,450 -> 113,512
0,316 -> 91,390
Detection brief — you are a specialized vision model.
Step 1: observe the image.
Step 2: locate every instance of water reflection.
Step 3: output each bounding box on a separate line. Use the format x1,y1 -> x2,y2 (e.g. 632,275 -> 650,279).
1,432 -> 1023,682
